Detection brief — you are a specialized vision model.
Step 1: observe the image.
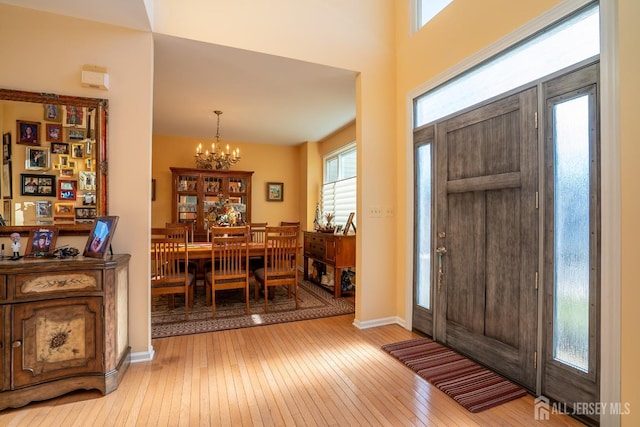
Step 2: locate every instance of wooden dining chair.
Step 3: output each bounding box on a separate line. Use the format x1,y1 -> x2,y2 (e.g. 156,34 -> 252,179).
254,225 -> 299,313
206,226 -> 251,317
280,221 -> 300,227
150,227 -> 195,319
248,222 -> 267,273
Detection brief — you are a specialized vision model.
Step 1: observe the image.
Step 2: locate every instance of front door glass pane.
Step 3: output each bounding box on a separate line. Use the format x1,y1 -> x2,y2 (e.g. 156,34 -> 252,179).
553,95 -> 590,372
416,143 -> 432,309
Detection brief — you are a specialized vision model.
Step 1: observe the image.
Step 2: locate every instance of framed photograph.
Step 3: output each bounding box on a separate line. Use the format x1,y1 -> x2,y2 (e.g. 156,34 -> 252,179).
43,104 -> 62,122
46,124 -> 63,142
83,216 -> 119,258
2,132 -> 10,161
75,207 -> 96,220
21,173 -> 56,197
2,162 -> 11,199
36,200 -> 53,218
25,227 -> 58,256
71,142 -> 85,158
58,179 -> 77,200
54,202 -> 75,217
266,182 -> 284,202
51,142 -> 69,154
82,192 -> 96,206
85,158 -> 94,170
3,200 -> 11,225
66,128 -> 86,142
79,171 -> 96,190
343,212 -> 356,235
63,105 -> 87,127
59,167 -> 75,178
16,120 -> 40,145
25,147 -> 50,170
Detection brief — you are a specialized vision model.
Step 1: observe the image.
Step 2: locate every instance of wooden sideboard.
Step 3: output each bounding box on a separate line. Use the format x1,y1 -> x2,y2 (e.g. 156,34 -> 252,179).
0,254 -> 130,410
303,231 -> 355,298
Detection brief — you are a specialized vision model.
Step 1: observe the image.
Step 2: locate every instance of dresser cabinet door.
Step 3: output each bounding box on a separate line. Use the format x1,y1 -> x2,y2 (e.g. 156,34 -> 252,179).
11,297 -> 103,388
324,236 -> 337,263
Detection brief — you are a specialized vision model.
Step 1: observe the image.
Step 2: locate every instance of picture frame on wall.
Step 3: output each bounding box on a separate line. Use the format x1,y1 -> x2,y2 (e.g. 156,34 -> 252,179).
46,124 -> 63,142
54,202 -> 75,217
2,132 -> 11,161
57,179 -> 77,200
63,105 -> 87,127
66,128 -> 86,142
266,182 -> 284,202
3,200 -> 11,225
25,227 -> 58,256
16,120 -> 40,145
35,200 -> 53,218
25,147 -> 50,170
2,162 -> 11,199
83,216 -> 119,259
51,142 -> 69,154
21,173 -> 56,197
71,142 -> 85,158
43,104 -> 62,122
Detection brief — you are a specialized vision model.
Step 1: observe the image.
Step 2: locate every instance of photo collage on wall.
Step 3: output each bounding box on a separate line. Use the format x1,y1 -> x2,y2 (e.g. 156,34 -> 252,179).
5,103 -> 98,226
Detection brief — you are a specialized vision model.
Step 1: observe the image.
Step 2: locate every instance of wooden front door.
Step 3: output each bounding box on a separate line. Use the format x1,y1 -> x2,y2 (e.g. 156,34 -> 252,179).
434,87 -> 538,389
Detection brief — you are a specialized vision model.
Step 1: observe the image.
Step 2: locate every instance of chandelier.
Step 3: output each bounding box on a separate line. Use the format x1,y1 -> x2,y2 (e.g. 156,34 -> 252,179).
195,110 -> 240,170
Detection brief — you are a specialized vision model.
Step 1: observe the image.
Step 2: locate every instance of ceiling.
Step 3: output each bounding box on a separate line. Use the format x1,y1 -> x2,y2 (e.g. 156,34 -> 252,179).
0,0 -> 357,146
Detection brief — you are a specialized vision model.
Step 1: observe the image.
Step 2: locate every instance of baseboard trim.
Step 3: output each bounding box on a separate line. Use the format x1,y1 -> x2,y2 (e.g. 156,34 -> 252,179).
130,346 -> 155,363
353,316 -> 407,330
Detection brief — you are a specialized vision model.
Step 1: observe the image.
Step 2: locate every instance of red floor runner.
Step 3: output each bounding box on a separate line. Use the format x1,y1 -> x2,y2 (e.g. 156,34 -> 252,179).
382,337 -> 527,413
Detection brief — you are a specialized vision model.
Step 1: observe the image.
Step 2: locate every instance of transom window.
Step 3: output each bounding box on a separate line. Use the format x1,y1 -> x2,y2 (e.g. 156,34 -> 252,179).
417,0 -> 453,29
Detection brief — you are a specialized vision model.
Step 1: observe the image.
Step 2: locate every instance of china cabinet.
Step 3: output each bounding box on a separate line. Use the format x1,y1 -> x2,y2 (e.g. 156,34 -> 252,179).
170,167 -> 253,241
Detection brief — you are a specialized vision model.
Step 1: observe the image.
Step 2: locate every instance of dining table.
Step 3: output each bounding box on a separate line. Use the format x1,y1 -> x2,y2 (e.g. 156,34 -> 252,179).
163,241 -> 302,305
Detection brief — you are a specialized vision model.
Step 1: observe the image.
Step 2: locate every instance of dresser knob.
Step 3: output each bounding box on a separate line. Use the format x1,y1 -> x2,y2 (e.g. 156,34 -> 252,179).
12,341 -> 21,348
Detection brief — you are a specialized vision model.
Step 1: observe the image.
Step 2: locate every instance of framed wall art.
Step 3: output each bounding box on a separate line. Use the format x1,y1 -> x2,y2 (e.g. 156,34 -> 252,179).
21,173 -> 55,197
83,216 -> 119,258
79,171 -> 96,190
3,200 -> 11,225
266,182 -> 283,202
46,124 -> 63,142
57,179 -> 77,200
25,147 -> 50,170
63,105 -> 86,127
51,142 -> 69,154
43,104 -> 62,122
36,200 -> 53,218
54,202 -> 75,217
66,128 -> 86,142
2,132 -> 10,161
71,142 -> 85,158
2,162 -> 11,199
16,120 -> 40,145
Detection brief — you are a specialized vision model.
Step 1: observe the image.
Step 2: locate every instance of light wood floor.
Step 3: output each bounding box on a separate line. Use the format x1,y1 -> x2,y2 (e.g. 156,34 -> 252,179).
0,314 -> 584,426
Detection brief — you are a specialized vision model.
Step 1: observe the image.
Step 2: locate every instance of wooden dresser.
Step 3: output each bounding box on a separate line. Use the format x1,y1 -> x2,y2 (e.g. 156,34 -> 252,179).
303,231 -> 355,298
0,254 -> 130,410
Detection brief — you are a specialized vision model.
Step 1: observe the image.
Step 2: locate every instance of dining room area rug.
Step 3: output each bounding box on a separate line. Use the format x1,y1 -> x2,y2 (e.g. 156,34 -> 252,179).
151,279 -> 355,339
382,337 -> 527,413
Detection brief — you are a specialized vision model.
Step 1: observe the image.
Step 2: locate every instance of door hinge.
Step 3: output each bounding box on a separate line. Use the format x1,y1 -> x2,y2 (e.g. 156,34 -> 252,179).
535,271 -> 539,290
535,191 -> 539,209
534,111 -> 538,129
534,351 -> 537,368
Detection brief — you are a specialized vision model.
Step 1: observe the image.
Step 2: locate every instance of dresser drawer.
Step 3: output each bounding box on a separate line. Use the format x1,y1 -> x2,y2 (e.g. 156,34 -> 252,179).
13,270 -> 102,300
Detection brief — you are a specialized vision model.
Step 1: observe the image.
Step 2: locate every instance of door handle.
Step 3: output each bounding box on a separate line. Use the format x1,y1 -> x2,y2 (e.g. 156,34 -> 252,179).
436,246 -> 447,291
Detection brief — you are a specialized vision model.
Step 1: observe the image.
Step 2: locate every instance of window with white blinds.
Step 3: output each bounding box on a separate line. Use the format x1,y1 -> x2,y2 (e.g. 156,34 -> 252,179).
322,144 -> 356,227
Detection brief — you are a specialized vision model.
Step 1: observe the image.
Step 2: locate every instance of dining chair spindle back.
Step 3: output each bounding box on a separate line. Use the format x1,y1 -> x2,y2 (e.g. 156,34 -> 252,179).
151,227 -> 195,319
206,226 -> 251,317
254,225 -> 300,312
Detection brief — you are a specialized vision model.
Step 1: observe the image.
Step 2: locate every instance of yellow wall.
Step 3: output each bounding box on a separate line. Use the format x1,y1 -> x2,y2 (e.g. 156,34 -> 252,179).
152,135 -> 301,228
0,4 -> 153,354
152,0 -> 397,322
619,0 -> 640,423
